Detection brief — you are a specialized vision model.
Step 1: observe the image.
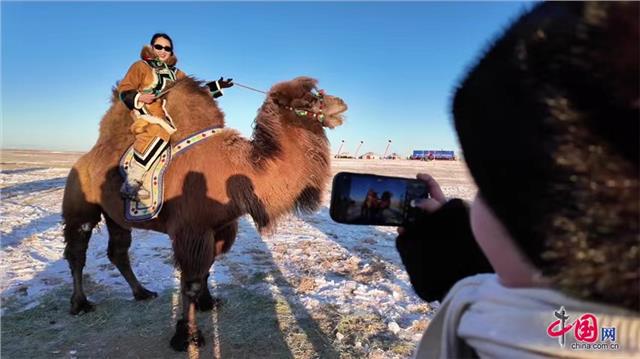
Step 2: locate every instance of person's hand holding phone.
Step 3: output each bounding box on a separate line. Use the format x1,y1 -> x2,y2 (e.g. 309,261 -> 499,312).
398,173 -> 447,235
395,172 -> 493,302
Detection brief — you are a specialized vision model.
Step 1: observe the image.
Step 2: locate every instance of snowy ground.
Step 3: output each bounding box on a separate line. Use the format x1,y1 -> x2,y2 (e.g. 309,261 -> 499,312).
1,151 -> 476,358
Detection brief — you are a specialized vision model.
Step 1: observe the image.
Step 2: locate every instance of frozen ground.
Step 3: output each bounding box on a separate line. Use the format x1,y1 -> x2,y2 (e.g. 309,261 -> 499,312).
1,150 -> 476,358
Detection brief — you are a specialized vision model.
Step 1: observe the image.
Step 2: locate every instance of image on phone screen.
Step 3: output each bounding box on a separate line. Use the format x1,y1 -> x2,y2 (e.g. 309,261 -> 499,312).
330,172 -> 428,226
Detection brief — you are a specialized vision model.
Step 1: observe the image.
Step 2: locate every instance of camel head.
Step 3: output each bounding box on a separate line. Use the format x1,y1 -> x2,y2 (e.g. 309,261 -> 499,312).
269,77 -> 347,129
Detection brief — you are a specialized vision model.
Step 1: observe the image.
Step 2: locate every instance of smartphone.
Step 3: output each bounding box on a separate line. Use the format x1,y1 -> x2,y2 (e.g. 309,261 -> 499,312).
330,172 -> 429,226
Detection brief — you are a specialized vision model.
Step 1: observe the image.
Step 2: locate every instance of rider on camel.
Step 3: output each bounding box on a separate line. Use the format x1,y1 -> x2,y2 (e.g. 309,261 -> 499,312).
118,33 -> 233,200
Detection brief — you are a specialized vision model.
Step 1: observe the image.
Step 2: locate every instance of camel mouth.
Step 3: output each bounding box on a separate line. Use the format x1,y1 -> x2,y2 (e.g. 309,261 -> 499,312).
323,97 -> 348,116
331,106 -> 348,116
327,109 -> 347,121
316,95 -> 347,128
328,114 -> 346,126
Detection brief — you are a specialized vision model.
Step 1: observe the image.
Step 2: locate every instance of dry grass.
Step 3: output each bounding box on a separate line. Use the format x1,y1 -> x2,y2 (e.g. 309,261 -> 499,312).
2,282 -> 420,358
1,284 -> 319,358
296,276 -> 318,294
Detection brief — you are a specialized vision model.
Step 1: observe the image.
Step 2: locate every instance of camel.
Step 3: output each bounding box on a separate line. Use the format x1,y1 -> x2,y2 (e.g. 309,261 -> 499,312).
61,76 -> 347,351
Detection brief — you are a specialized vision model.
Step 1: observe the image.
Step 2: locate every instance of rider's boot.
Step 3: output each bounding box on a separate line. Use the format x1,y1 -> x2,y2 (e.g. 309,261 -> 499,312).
120,161 -> 151,201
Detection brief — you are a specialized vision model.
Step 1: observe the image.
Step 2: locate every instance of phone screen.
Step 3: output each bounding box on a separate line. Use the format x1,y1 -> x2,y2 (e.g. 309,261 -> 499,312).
330,172 -> 429,226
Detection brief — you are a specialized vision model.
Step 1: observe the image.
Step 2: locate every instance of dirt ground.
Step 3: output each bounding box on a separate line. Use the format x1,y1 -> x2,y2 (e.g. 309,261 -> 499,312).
1,150 -> 476,359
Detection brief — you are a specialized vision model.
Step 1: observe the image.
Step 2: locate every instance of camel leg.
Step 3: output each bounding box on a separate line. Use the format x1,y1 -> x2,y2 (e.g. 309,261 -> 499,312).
195,273 -> 216,312
196,221 -> 238,312
62,167 -> 104,315
194,273 -> 223,312
64,220 -> 99,315
104,215 -> 157,301
169,227 -> 217,351
171,276 -> 206,351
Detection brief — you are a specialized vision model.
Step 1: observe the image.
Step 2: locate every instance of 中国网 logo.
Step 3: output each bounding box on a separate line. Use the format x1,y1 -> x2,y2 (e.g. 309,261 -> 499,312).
546,306 -> 619,351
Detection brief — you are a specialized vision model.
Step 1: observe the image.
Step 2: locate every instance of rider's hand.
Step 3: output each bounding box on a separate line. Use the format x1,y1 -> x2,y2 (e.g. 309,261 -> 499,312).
218,77 -> 234,89
138,93 -> 156,104
398,173 -> 447,235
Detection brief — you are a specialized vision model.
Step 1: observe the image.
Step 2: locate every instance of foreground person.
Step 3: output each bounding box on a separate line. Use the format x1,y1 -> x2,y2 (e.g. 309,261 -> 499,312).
397,2 -> 639,358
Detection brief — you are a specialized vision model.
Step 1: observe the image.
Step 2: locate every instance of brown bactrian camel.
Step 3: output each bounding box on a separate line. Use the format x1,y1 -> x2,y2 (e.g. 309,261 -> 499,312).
61,76 -> 347,351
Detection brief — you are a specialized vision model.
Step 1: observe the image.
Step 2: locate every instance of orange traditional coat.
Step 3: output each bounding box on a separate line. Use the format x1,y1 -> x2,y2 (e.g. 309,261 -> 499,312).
118,46 -> 186,155
118,45 -> 224,163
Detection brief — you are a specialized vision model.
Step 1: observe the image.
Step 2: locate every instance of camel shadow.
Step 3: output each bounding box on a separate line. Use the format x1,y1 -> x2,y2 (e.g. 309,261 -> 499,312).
0,213 -> 61,249
0,176 -> 67,199
298,206 -> 424,311
303,206 -> 403,266
1,169 -> 68,249
0,167 -> 48,175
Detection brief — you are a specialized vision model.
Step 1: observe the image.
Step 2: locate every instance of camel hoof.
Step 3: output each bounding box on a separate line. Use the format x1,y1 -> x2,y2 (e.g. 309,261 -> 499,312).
170,320 -> 205,351
70,297 -> 95,315
196,296 -> 223,312
134,287 -> 158,301
191,329 -> 205,347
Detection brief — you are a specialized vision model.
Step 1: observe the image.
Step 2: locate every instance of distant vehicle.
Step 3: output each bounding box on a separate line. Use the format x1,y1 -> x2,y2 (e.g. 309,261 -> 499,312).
411,150 -> 456,161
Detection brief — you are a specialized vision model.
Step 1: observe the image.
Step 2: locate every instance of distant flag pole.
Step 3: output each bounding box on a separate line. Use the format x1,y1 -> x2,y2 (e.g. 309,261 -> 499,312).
383,140 -> 392,159
354,141 -> 364,159
335,139 -> 345,158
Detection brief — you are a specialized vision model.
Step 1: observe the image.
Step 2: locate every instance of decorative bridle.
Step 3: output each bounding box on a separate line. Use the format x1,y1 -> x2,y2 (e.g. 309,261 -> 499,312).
283,89 -> 327,123
234,82 -> 328,123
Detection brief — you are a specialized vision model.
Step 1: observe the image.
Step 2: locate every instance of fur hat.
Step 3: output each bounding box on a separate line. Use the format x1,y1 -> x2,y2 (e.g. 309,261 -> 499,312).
452,2 -> 639,310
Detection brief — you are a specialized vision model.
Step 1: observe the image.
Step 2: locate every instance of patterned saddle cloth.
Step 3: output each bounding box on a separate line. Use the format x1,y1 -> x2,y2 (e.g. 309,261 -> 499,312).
119,127 -> 224,222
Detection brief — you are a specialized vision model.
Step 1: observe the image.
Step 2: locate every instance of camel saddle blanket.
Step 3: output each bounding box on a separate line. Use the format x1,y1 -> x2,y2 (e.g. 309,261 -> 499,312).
119,127 -> 225,222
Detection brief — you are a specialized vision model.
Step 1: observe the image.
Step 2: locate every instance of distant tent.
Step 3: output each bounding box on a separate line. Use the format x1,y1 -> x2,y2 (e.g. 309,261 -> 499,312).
335,152 -> 355,159
359,152 -> 379,160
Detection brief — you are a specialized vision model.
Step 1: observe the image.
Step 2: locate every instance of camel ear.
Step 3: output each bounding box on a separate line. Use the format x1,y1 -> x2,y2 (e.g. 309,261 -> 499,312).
295,77 -> 318,92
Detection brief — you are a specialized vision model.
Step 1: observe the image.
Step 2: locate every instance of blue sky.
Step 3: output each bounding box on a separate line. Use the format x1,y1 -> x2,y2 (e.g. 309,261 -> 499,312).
2,1 -> 531,155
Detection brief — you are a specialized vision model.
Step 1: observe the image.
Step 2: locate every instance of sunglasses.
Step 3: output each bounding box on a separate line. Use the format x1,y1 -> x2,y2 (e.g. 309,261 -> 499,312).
153,44 -> 172,52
